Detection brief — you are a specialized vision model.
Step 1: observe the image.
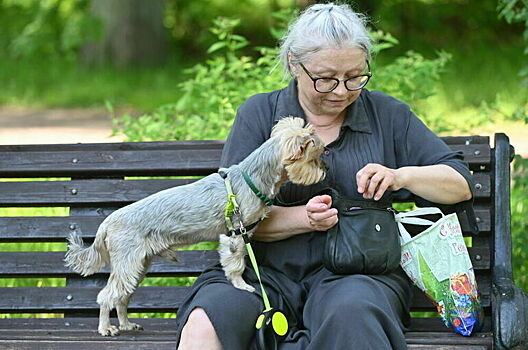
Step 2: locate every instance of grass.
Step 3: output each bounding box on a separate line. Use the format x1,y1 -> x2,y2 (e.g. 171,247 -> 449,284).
1,55 -> 195,111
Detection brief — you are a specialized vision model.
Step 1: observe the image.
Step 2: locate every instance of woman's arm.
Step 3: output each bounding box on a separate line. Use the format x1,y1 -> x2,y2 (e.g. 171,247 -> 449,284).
394,164 -> 472,204
356,163 -> 472,204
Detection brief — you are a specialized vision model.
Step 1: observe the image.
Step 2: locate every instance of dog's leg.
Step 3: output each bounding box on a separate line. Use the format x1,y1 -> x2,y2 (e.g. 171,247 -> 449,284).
219,234 -> 255,292
116,294 -> 143,332
97,277 -> 120,336
116,256 -> 151,332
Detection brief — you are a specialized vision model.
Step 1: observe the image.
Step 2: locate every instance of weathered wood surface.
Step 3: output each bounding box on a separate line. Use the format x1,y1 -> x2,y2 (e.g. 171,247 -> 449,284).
0,249 -> 493,277
0,277 -> 491,313
0,136 -> 500,349
0,319 -> 494,349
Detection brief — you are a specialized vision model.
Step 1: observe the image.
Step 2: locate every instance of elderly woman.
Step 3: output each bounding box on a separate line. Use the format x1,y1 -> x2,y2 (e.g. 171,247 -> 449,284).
176,3 -> 473,349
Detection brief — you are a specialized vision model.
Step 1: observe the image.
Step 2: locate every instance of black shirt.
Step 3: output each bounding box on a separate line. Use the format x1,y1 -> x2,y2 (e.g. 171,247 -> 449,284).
221,80 -> 474,204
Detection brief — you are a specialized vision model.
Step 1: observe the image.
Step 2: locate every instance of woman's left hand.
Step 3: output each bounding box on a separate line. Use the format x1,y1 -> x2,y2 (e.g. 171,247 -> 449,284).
356,163 -> 403,201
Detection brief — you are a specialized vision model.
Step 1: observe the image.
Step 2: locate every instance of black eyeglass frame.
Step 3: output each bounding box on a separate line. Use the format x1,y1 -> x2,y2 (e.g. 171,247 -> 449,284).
298,61 -> 372,93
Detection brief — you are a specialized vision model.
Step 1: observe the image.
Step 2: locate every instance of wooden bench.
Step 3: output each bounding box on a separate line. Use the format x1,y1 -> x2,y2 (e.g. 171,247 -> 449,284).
0,134 -> 526,350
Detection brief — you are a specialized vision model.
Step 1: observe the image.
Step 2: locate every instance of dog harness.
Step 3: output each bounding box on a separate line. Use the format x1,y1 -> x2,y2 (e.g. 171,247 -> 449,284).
219,170 -> 289,349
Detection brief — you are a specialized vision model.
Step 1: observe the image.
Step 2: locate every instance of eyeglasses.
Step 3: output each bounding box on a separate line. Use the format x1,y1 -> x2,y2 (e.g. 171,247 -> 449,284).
298,61 -> 372,93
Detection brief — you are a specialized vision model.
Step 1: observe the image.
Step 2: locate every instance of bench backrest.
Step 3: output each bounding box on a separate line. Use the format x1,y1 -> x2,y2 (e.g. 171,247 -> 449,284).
0,136 -> 500,332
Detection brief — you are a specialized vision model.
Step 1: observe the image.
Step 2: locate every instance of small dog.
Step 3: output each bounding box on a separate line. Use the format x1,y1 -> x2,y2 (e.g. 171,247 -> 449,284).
64,117 -> 326,336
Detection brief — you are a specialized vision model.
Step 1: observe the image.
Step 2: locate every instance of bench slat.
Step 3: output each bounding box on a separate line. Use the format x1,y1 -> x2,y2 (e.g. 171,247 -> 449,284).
0,206 -> 492,242
0,332 -> 494,348
0,340 -> 176,350
0,286 -> 188,313
0,138 -> 489,178
0,340 -> 493,350
448,144 -> 490,166
0,178 -> 196,206
0,173 -> 491,207
0,216 -> 104,242
0,318 -> 493,350
0,248 -> 489,277
0,250 -> 219,277
441,136 -> 490,145
0,149 -> 222,178
0,275 -> 491,313
0,140 -> 224,152
0,316 -> 492,333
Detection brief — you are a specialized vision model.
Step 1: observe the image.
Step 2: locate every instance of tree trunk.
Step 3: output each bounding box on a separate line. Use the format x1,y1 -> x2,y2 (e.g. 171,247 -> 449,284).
82,0 -> 167,68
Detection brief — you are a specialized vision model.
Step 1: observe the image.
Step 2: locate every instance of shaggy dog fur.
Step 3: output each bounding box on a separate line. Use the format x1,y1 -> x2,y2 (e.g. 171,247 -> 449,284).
64,117 -> 326,336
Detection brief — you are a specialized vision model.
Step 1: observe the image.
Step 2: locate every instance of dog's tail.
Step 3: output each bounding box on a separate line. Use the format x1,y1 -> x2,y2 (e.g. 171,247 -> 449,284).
64,221 -> 110,276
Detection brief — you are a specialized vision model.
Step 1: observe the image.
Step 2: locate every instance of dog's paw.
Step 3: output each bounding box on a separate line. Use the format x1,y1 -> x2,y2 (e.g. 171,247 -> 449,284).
99,325 -> 120,336
119,322 -> 143,332
232,279 -> 256,293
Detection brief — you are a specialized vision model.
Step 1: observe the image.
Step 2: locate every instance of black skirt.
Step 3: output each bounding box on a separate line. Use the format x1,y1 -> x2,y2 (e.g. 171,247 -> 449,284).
175,231 -> 413,350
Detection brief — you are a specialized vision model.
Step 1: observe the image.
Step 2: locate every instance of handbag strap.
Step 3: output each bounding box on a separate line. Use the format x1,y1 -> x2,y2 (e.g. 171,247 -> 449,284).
334,197 -> 392,212
274,187 -> 392,212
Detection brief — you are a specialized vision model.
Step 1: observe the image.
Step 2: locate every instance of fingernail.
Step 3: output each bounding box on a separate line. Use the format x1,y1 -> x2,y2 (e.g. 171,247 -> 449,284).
358,187 -> 363,193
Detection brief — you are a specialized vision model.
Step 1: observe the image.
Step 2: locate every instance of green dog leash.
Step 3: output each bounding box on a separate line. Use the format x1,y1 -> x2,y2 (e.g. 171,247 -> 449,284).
222,171 -> 288,349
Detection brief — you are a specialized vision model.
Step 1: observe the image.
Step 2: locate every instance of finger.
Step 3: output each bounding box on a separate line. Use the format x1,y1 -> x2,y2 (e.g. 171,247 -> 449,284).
308,208 -> 338,222
309,212 -> 339,231
316,195 -> 332,206
365,172 -> 384,199
373,176 -> 392,201
306,195 -> 332,212
356,165 -> 378,193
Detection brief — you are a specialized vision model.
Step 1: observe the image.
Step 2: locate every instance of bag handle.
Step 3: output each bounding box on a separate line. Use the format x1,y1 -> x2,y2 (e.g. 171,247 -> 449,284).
395,207 -> 444,219
396,207 -> 444,244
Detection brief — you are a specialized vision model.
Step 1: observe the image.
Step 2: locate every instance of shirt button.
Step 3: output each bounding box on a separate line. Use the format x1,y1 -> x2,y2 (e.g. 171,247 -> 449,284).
324,150 -> 331,155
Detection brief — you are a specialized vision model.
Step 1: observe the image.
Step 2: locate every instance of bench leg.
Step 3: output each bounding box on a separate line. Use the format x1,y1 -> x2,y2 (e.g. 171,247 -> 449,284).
493,281 -> 528,349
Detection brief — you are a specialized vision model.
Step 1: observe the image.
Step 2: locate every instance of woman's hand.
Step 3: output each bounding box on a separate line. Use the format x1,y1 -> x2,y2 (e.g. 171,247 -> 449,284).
356,163 -> 402,201
305,195 -> 339,231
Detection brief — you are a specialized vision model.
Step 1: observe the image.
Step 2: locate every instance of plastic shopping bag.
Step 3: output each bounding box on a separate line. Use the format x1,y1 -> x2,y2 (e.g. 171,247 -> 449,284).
395,208 -> 484,336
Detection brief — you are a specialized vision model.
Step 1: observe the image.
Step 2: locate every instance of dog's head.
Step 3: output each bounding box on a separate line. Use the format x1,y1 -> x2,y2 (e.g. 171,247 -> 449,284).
271,117 -> 326,185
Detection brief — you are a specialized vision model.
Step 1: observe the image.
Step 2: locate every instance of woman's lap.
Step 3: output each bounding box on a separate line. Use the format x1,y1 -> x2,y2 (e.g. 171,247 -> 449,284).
299,270 -> 408,349
176,266 -> 409,350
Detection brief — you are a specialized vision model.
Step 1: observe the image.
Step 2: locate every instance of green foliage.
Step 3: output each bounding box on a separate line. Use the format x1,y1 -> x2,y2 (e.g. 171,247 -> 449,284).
114,16 -> 286,141
511,155 -> 528,292
498,0 -> 528,85
115,16 -> 451,141
1,0 -> 98,59
369,30 -> 452,132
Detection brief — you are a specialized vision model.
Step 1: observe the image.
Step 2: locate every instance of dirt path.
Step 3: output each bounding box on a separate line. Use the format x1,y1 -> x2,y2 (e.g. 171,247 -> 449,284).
0,106 -> 125,145
0,106 -> 526,157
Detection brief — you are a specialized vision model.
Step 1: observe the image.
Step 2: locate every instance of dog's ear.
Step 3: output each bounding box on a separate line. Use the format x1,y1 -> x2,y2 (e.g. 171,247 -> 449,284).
283,135 -> 316,164
271,116 -> 306,137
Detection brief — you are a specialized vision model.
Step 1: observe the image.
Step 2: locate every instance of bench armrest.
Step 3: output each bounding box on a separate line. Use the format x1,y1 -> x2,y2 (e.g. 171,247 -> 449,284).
492,134 -> 528,349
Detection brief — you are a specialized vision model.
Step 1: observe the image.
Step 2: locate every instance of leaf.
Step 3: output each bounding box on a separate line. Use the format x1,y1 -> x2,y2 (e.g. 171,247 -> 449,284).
207,41 -> 227,54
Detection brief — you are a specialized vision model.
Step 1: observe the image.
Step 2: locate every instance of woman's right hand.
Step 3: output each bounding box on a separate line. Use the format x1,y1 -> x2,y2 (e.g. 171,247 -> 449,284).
305,195 -> 339,231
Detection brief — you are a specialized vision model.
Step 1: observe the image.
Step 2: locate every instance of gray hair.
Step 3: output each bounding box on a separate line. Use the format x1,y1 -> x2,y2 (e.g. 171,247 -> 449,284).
279,3 -> 372,77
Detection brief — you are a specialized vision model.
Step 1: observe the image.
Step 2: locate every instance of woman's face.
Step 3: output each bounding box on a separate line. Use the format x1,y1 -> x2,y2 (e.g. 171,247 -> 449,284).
292,47 -> 368,118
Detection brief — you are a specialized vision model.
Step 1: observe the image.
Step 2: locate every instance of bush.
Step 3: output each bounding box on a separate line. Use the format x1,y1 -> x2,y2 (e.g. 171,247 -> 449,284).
511,155 -> 528,292
114,15 -> 451,141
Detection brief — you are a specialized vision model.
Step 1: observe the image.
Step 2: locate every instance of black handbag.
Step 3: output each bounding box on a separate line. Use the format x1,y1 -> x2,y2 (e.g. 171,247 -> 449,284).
323,195 -> 401,275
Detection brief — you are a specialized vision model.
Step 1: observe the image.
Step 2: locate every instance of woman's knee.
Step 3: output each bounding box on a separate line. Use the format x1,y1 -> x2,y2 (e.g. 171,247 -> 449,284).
179,308 -> 221,349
